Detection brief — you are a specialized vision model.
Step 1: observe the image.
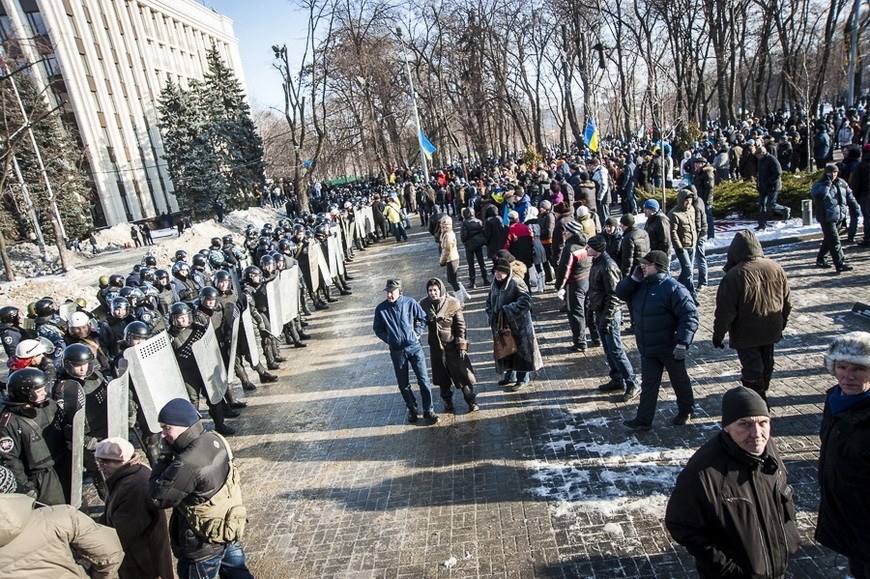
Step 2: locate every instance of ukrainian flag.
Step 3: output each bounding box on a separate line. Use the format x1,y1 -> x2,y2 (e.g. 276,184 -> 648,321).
584,118 -> 599,152
419,129 -> 437,160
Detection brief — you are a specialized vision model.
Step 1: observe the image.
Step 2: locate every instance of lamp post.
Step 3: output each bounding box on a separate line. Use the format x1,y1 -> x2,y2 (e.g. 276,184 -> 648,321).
396,28 -> 429,184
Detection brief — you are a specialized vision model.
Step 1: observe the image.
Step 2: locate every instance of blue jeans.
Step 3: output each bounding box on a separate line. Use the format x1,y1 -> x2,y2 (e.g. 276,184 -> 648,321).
597,310 -> 635,386
705,205 -> 714,238
177,542 -> 253,579
674,248 -> 696,298
694,237 -> 707,287
635,354 -> 694,425
392,222 -> 408,242
389,341 -> 433,412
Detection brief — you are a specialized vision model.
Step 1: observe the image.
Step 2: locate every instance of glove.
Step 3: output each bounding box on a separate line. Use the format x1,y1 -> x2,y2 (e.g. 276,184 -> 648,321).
557,288 -> 566,301
631,266 -> 644,282
673,343 -> 688,361
712,338 -> 725,349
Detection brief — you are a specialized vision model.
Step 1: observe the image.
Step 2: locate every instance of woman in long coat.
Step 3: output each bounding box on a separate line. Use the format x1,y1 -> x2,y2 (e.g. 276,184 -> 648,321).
485,257 -> 543,390
419,278 -> 478,412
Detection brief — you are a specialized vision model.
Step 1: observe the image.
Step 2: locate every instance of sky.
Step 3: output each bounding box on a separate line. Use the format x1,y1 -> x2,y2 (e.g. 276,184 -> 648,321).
197,0 -> 308,112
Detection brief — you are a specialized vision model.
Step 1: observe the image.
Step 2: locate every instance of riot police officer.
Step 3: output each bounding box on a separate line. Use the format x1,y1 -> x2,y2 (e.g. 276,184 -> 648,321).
0,368 -> 67,504
33,299 -> 66,366
98,298 -> 136,361
0,306 -> 35,358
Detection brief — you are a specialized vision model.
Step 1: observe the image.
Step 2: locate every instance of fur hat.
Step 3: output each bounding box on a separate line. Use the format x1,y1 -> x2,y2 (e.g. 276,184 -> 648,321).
824,331 -> 870,374
721,386 -> 769,426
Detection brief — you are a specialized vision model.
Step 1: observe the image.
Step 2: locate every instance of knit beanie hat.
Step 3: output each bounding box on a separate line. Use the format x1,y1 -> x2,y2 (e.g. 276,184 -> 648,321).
721,386 -> 769,426
824,331 -> 870,374
643,199 -> 660,212
157,398 -> 200,427
494,258 -> 512,274
0,465 -> 17,493
620,214 -> 635,227
587,235 -> 607,253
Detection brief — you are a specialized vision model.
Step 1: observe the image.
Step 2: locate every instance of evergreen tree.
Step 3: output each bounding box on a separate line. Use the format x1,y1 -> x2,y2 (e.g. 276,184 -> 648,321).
157,78 -> 224,220
0,67 -> 93,244
200,46 -> 265,210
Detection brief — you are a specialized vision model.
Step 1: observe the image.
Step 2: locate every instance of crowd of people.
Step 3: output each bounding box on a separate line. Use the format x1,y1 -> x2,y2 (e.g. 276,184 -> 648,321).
1,104 -> 870,576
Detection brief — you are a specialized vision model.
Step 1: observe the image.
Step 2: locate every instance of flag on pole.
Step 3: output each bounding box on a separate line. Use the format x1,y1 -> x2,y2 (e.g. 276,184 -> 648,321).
419,129 -> 436,160
584,118 -> 599,152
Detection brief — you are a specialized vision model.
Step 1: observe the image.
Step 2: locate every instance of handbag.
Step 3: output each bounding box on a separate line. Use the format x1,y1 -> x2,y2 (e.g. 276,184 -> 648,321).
493,311 -> 518,360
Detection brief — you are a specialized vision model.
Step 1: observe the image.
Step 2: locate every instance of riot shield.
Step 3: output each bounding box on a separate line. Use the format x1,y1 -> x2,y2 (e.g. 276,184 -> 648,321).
265,279 -> 283,338
225,304 -> 241,387
123,331 -> 188,433
191,322 -> 228,404
240,306 -> 260,368
280,266 -> 299,324
315,242 -> 331,283
106,361 -> 130,439
327,234 -> 339,279
57,303 -> 77,322
307,243 -> 321,293
231,270 -> 243,303
60,380 -> 85,509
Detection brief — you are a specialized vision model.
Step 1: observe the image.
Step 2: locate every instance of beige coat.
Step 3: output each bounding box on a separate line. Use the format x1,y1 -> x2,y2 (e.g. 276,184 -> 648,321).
0,494 -> 124,578
440,217 -> 460,265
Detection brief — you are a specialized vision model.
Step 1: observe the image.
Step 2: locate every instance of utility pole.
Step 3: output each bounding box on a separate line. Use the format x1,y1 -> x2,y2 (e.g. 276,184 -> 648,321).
396,28 -> 429,184
846,0 -> 862,105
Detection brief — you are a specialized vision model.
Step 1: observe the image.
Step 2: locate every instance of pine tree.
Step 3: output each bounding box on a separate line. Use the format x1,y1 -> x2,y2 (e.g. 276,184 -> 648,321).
200,46 -> 265,210
157,78 -> 224,219
0,67 -> 93,244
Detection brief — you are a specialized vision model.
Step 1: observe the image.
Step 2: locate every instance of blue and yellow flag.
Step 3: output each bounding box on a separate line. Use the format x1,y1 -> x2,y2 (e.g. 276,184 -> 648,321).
584,118 -> 599,152
419,129 -> 437,160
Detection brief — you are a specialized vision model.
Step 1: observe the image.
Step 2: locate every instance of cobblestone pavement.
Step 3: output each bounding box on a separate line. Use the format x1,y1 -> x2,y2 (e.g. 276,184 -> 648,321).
228,225 -> 869,578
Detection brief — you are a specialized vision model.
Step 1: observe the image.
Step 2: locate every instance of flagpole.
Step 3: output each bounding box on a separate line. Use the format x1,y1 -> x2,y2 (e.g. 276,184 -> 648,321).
397,29 -> 429,183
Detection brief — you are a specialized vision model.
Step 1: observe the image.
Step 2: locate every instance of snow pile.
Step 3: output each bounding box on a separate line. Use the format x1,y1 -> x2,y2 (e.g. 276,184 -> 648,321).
222,206 -> 282,232
92,223 -> 140,252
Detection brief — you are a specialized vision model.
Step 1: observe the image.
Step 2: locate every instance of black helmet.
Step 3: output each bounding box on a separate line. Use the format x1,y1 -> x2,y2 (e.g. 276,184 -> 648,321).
211,237 -> 222,248
0,306 -> 20,324
142,255 -> 157,267
7,368 -> 48,404
110,297 -> 129,318
131,264 -> 143,275
257,236 -> 269,248
127,287 -> 145,308
277,239 -> 297,254
213,270 -> 231,285
139,267 -> 155,283
174,250 -> 188,262
62,343 -> 95,377
273,253 -> 286,268
242,265 -> 262,286
123,321 -> 150,345
169,302 -> 192,328
199,286 -> 219,301
191,254 -> 207,269
33,298 -> 56,318
314,224 -> 328,241
222,234 -> 234,246
259,254 -> 276,270
108,274 -> 125,288
171,261 -> 190,278
154,269 -> 170,283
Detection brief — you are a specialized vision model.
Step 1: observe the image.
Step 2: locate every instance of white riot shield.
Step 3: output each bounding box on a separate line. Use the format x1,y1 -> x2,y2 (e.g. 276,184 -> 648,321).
225,304 -> 241,387
231,270 -> 243,303
327,233 -> 339,278
124,331 -> 188,433
60,380 -> 85,509
240,306 -> 260,368
191,322 -> 228,404
363,206 -> 374,235
309,243 -> 325,292
280,267 -> 299,324
355,210 -> 364,239
106,362 -> 130,439
265,280 -> 282,337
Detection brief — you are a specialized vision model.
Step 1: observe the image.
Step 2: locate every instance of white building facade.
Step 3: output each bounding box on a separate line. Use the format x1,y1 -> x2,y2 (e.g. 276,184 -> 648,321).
0,0 -> 245,227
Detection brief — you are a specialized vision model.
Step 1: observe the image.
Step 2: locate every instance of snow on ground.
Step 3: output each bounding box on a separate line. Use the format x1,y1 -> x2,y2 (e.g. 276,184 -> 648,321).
0,207 -> 282,309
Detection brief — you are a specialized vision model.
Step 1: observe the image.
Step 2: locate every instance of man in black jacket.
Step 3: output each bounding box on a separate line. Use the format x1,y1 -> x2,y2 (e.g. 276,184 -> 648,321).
641,199 -> 670,254
755,148 -> 790,231
666,387 -> 799,578
149,398 -> 253,579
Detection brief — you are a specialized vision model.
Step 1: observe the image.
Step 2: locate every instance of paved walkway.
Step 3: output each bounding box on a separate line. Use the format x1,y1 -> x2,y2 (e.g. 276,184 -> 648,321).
229,225 -> 868,578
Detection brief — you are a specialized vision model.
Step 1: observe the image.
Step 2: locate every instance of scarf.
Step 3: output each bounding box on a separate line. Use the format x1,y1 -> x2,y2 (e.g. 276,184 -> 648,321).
828,384 -> 870,415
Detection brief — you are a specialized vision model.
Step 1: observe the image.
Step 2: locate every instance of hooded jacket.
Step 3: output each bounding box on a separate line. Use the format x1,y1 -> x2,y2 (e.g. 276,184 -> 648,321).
0,494 -> 123,578
668,189 -> 698,251
485,260 -> 543,374
666,432 -> 799,578
644,209 -> 671,253
811,175 -> 854,224
439,217 -> 460,265
713,230 -> 791,349
619,225 -> 650,277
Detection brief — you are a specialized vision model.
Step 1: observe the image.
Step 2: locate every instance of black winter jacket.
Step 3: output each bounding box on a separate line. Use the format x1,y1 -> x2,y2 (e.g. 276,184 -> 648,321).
555,235 -> 591,291
619,226 -> 650,277
644,211 -> 671,253
149,421 -> 232,562
815,389 -> 870,562
666,432 -> 799,578
587,253 -> 622,321
615,272 -> 697,357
